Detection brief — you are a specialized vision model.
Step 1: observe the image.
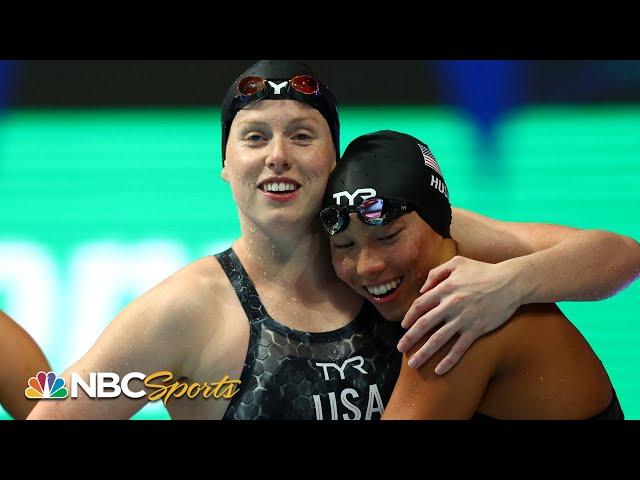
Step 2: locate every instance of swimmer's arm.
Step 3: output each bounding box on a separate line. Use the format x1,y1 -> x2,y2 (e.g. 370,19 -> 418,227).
27,270 -> 208,420
383,332 -> 496,420
451,207 -> 640,301
398,207 -> 639,372
0,311 -> 51,419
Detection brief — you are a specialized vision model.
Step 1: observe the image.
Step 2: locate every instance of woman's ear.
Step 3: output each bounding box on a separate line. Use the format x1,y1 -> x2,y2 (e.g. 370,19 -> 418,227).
330,152 -> 338,173
221,165 -> 229,182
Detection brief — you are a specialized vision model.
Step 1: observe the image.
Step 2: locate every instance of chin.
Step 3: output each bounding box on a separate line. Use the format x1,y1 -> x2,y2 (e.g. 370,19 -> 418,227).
264,209 -> 307,226
372,303 -> 404,323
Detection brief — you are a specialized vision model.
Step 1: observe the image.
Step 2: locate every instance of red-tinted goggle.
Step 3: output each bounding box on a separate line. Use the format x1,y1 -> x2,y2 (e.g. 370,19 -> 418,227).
236,75 -> 320,99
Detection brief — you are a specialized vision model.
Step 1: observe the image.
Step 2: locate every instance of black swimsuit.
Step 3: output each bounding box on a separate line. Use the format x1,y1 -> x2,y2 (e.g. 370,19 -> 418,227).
216,248 -> 403,420
215,248 -> 624,420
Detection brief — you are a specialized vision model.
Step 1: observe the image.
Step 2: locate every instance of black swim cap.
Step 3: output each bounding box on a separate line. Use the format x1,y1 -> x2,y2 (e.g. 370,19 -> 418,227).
220,60 -> 340,165
324,130 -> 452,238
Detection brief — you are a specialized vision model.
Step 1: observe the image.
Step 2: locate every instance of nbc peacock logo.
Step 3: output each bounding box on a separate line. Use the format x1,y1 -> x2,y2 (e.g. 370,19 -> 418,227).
25,371 -> 68,399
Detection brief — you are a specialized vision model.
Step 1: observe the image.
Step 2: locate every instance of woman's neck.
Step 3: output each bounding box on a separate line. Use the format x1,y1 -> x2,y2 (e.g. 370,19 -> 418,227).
430,237 -> 460,269
233,217 -> 343,292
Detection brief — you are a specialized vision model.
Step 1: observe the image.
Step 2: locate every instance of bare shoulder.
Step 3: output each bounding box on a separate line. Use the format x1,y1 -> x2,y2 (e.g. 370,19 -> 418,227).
384,324 -> 500,419
131,255 -> 229,326
0,309 -> 26,337
481,303 -> 613,418
152,255 -> 230,318
70,254 -> 233,376
155,254 -> 247,349
0,309 -> 46,355
0,310 -> 24,345
0,311 -> 49,375
384,305 -> 572,419
0,311 -> 50,419
27,255 -> 238,419
497,303 -> 567,341
492,303 -> 587,367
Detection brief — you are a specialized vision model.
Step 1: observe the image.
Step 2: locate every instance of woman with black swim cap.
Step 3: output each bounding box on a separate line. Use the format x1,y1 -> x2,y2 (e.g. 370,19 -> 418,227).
323,130 -> 627,419
28,60 -> 639,420
219,61 -> 640,379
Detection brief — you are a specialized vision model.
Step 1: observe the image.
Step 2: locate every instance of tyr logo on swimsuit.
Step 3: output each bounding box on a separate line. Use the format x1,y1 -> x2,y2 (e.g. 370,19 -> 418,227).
316,356 -> 368,380
312,356 -> 385,420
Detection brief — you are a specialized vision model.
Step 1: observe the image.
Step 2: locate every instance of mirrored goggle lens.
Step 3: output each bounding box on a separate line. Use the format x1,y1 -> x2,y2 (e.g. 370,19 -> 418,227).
320,207 -> 346,235
358,197 -> 385,220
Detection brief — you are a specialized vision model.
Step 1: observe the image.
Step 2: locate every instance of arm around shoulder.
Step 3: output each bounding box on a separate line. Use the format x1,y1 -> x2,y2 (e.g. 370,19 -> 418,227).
451,207 -> 640,301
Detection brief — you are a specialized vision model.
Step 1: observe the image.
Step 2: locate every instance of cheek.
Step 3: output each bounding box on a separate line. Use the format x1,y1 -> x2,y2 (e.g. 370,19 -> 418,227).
306,165 -> 332,189
305,147 -> 336,179
225,158 -> 261,191
406,247 -> 423,267
400,238 -> 428,282
331,252 -> 354,284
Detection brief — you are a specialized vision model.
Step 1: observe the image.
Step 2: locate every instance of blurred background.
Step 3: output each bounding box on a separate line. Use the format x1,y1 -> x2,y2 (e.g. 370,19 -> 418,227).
0,60 -> 638,419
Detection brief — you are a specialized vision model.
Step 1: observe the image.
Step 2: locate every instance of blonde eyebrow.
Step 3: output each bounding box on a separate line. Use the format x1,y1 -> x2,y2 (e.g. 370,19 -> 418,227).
237,121 -> 272,133
286,116 -> 320,126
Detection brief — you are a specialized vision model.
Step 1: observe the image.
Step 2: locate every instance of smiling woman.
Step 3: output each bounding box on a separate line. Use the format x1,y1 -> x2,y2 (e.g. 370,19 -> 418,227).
329,210 -> 454,321
324,130 -> 454,323
20,60 -> 640,420
222,99 -> 335,228
323,130 -> 625,420
26,60 -> 403,420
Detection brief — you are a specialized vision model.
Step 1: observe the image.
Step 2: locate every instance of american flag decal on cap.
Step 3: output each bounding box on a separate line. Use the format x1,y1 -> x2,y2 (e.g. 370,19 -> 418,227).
418,143 -> 443,176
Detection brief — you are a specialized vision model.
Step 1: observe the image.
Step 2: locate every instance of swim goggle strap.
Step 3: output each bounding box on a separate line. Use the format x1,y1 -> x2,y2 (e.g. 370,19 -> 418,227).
320,197 -> 415,236
233,75 -> 322,109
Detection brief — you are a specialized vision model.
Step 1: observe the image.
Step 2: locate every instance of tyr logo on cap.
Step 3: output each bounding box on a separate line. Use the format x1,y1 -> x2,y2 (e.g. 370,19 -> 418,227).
333,188 -> 377,206
268,81 -> 288,94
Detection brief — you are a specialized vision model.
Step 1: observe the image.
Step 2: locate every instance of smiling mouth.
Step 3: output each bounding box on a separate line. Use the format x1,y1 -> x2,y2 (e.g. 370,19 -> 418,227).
258,181 -> 301,194
363,277 -> 403,298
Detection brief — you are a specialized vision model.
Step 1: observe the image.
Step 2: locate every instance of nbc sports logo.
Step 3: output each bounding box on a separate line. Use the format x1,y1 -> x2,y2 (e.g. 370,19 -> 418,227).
25,371 -> 68,399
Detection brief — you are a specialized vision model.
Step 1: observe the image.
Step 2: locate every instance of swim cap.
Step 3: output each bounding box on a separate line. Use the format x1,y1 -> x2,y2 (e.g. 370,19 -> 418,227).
221,60 -> 340,165
324,130 -> 452,238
